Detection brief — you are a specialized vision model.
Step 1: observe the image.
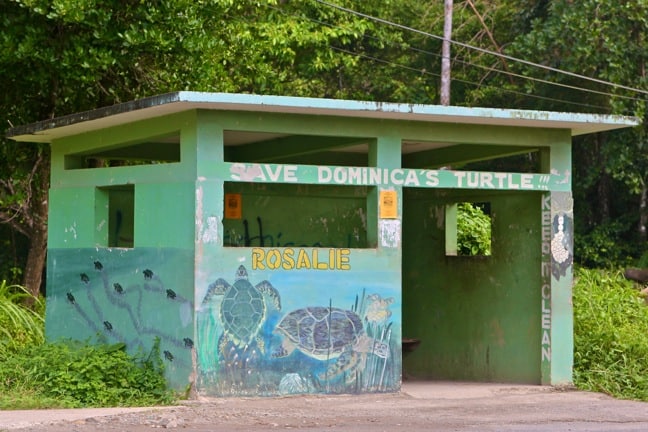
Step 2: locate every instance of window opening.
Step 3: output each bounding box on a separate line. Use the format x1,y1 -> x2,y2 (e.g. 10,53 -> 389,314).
100,185 -> 135,248
446,201 -> 492,256
222,182 -> 369,249
65,134 -> 180,169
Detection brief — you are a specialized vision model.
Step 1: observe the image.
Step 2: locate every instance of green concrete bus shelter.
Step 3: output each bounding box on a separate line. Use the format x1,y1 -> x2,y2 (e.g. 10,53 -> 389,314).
7,92 -> 639,396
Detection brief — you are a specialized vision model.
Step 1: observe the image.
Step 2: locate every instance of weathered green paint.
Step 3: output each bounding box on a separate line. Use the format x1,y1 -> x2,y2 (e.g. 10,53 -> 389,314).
45,247 -> 195,390
445,203 -> 459,256
48,188 -> 102,248
402,190 -> 543,383
135,182 -> 195,249
271,151 -> 367,167
195,110 -> 572,147
548,192 -> 575,385
11,92 -> 636,395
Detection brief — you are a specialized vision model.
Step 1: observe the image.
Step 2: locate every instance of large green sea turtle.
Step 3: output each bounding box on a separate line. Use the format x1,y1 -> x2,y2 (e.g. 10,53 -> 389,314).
273,306 -> 389,380
203,265 -> 281,354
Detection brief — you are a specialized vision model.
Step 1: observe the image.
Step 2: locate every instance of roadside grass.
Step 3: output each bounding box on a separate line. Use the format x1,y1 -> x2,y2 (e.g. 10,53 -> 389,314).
573,267 -> 648,401
0,339 -> 175,409
3,269 -> 648,408
0,281 -> 44,357
0,280 -> 174,409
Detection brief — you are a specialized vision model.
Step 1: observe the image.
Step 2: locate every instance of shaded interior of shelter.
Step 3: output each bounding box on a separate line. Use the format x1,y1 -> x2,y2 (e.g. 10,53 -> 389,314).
63,128 -> 545,384
63,129 -> 540,170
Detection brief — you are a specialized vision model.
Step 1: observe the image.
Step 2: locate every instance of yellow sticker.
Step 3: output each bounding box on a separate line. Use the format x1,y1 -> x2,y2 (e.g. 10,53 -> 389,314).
380,190 -> 398,219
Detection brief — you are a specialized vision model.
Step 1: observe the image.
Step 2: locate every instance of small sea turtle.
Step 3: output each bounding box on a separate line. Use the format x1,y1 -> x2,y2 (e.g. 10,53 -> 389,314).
273,306 -> 389,380
203,265 -> 281,354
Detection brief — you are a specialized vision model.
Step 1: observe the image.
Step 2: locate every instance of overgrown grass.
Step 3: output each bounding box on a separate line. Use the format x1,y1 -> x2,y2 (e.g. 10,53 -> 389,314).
0,281 -> 174,409
0,340 -> 174,409
0,280 -> 44,356
573,267 -> 648,401
4,270 -> 648,407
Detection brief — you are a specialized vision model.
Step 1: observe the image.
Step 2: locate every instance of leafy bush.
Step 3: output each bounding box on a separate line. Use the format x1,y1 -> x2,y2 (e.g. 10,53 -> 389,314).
573,268 -> 648,401
574,221 -> 642,268
0,281 -> 173,408
0,280 -> 44,356
457,202 -> 492,256
0,339 -> 174,409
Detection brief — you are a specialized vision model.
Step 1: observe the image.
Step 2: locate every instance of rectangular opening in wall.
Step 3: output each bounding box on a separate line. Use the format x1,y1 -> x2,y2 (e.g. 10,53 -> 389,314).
223,182 -> 369,248
101,185 -> 135,248
223,130 -> 370,167
446,201 -> 492,257
65,133 -> 180,169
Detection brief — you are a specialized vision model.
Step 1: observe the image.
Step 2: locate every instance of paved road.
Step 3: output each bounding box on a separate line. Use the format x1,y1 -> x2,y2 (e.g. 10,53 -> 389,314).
2,381 -> 648,431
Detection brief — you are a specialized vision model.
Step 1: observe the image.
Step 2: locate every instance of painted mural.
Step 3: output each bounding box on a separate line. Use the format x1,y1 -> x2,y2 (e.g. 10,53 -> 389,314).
46,248 -> 195,390
550,192 -> 574,281
196,256 -> 401,396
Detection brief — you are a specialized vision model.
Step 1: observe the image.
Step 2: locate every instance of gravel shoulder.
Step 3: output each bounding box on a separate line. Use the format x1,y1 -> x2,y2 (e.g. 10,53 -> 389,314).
3,382 -> 648,432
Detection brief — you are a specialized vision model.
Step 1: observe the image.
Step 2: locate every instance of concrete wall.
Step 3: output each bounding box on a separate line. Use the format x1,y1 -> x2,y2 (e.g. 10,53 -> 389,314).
402,189 -> 543,383
196,182 -> 402,396
42,105 -> 576,395
46,182 -> 197,389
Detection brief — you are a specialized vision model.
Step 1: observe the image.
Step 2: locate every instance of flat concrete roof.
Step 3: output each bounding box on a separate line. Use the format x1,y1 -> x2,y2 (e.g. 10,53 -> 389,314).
6,91 -> 640,143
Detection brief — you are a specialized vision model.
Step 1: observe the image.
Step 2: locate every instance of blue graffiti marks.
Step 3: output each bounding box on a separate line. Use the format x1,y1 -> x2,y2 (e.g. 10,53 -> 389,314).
53,249 -> 194,380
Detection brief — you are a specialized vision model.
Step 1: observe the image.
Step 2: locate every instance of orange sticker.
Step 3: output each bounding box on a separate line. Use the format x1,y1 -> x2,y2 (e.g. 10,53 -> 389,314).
224,193 -> 242,219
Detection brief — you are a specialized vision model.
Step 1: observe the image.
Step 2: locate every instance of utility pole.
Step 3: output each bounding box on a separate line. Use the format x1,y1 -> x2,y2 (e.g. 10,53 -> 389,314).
440,0 -> 453,106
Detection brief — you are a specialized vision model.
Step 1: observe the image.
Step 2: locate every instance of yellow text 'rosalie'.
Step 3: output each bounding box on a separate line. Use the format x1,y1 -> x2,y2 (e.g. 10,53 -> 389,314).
251,248 -> 351,270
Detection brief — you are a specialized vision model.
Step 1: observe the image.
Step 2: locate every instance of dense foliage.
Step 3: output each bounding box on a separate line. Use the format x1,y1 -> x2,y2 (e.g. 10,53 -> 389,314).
0,283 -> 172,409
0,340 -> 173,409
573,268 -> 648,401
457,202 -> 492,256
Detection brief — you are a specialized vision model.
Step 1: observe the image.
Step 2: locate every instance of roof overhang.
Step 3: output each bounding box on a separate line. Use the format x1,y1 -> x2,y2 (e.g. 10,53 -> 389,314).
6,91 -> 641,143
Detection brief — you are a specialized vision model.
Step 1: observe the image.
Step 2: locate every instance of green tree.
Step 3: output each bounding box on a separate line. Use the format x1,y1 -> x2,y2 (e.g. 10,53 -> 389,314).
0,0 -> 230,295
513,0 -> 646,247
0,0 -> 417,294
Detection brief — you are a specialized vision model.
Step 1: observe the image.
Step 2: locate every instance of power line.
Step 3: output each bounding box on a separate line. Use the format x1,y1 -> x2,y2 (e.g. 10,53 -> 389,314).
265,3 -> 642,109
330,46 -> 612,111
403,47 -> 646,104
311,0 -> 648,97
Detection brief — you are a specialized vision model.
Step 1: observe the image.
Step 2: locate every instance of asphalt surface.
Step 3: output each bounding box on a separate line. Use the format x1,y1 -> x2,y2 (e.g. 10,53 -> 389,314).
2,381 -> 648,431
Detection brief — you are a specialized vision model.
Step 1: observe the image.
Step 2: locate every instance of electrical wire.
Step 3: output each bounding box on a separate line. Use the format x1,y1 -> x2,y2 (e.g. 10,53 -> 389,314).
330,46 -> 612,111
311,0 -> 648,97
264,3 -> 640,112
264,3 -> 644,107
404,46 -> 646,104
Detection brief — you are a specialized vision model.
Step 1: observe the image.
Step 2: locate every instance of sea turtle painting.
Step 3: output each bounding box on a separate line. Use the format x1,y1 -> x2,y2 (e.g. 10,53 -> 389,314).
273,306 -> 390,381
203,265 -> 281,355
